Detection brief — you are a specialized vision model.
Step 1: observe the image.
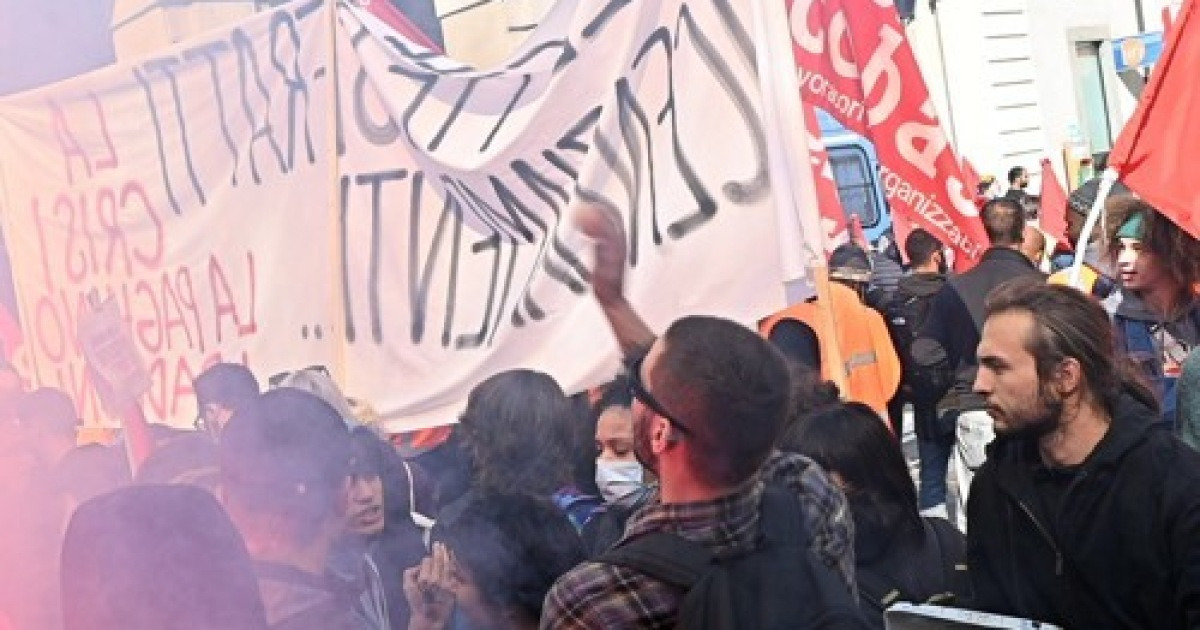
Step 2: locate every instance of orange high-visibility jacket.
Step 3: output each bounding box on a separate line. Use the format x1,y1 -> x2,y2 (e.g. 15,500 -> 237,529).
761,283 -> 901,419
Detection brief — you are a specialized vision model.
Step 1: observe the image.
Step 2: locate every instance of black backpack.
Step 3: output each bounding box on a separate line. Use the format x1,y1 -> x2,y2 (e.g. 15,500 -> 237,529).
855,517 -> 967,616
598,487 -> 869,630
885,290 -> 951,403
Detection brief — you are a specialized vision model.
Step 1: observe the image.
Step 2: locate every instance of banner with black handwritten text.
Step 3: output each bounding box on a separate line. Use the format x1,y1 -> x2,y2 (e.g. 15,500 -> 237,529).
0,0 -> 794,431
338,0 -> 789,428
0,0 -> 334,425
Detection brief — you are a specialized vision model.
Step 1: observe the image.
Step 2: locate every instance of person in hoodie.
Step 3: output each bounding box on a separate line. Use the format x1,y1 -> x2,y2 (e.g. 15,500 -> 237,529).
883,229 -> 953,517
1103,196 -> 1200,429
330,427 -> 427,630
967,279 -> 1200,628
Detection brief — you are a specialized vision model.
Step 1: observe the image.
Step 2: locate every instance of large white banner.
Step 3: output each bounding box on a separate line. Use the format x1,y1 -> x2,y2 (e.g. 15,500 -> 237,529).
0,0 -> 792,431
0,0 -> 336,425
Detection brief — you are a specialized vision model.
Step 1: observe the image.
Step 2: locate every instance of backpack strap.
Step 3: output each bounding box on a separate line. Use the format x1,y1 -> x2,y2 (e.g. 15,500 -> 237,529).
596,486 -> 805,588
854,519 -> 964,613
756,485 -> 807,547
1115,314 -> 1162,376
598,532 -> 713,590
854,569 -> 901,613
922,517 -> 962,605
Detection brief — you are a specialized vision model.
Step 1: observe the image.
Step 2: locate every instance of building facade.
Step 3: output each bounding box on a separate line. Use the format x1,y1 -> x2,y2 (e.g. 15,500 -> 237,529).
907,0 -> 1170,192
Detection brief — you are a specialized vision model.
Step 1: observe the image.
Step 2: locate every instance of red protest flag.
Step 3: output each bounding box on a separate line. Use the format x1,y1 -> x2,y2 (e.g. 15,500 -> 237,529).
961,157 -> 982,193
1109,0 -> 1200,239
786,0 -> 988,270
1039,158 -> 1070,246
802,103 -> 850,253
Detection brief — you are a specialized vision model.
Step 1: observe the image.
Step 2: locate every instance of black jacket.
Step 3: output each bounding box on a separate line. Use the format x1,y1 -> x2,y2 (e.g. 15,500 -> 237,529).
895,272 -> 947,304
914,247 -> 1042,411
966,392 -> 1200,628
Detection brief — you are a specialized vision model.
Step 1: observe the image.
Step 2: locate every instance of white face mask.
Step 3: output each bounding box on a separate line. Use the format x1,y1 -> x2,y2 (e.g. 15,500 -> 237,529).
595,459 -> 644,504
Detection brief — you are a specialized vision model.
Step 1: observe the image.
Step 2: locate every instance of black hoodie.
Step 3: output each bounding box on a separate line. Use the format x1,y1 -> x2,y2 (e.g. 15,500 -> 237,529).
966,391 -> 1200,628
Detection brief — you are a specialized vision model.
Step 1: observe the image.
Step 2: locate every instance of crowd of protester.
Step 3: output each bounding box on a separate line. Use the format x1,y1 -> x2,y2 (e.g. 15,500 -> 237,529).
2,179 -> 1200,629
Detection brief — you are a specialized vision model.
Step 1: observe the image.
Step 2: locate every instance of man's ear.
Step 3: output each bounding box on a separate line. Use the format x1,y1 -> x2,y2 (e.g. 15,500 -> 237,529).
1055,357 -> 1083,397
651,417 -> 679,452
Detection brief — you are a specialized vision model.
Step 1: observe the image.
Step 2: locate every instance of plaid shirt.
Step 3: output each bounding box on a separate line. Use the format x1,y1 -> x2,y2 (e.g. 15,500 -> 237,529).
759,450 -> 856,589
540,451 -> 854,629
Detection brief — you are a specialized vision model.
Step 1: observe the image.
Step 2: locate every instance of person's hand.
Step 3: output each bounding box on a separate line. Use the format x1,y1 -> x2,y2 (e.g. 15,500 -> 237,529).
575,202 -> 628,307
403,542 -> 456,630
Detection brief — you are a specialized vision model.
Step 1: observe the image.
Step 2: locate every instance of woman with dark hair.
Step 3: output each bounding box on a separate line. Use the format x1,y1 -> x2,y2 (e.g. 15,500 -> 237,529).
579,375 -> 655,556
403,492 -> 585,630
455,370 -> 601,530
330,427 -> 427,630
780,401 -> 965,627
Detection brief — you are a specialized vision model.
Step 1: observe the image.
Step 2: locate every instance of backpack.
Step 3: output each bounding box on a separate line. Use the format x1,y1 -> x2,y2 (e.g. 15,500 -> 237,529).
885,290 -> 952,402
598,486 -> 869,630
855,517 -> 967,616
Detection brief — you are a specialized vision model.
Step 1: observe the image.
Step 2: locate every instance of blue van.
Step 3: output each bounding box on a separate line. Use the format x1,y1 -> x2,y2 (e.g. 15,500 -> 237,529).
815,107 -> 893,246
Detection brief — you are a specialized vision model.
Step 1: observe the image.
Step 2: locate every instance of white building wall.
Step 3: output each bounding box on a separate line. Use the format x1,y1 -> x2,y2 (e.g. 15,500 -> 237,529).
907,0 -> 1155,193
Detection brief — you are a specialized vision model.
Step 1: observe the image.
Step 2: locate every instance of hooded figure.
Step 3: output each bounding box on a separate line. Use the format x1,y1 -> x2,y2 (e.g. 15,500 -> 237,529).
61,484 -> 268,630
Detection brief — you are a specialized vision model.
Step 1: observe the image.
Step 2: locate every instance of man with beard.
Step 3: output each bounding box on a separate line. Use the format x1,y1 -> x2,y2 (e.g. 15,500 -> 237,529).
966,279 -> 1200,627
911,198 -> 1043,527
1002,166 -> 1031,210
542,204 -> 861,628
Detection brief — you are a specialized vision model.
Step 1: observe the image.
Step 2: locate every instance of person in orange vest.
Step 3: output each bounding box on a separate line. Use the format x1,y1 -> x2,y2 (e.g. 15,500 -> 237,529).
761,244 -> 902,421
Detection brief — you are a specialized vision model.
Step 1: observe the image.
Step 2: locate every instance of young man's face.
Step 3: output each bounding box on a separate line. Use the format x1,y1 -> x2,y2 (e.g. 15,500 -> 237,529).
345,472 -> 386,536
1115,237 -> 1168,293
975,310 -> 1063,437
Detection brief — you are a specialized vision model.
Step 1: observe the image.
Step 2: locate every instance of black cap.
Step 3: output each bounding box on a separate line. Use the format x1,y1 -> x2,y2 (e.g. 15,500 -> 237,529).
828,243 -> 873,283
194,363 -> 259,411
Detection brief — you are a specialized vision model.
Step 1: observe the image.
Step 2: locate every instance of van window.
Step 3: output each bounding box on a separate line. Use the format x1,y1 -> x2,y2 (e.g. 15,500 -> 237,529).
828,145 -> 881,229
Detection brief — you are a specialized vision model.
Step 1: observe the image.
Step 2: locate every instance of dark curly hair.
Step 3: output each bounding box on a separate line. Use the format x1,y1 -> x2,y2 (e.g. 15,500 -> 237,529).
783,364 -> 841,434
1105,195 -> 1200,295
458,370 -> 575,496
433,491 -> 584,624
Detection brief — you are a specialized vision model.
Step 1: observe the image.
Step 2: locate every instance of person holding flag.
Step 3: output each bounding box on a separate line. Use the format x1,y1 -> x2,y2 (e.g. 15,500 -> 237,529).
1102,197 -> 1200,429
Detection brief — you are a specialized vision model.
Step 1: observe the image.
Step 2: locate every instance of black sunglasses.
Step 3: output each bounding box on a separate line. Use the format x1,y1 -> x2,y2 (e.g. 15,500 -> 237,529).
269,364 -> 331,389
626,353 -> 691,435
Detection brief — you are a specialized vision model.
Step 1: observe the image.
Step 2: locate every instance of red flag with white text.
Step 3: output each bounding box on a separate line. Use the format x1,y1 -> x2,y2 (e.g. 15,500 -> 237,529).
1108,0 -> 1200,239
785,0 -> 988,269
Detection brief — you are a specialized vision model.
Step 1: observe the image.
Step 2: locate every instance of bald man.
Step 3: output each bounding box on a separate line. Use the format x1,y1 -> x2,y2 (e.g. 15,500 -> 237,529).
1020,225 -> 1047,268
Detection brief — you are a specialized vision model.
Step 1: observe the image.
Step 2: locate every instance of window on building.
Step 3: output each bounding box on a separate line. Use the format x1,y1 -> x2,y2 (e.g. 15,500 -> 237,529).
1072,41 -> 1114,159
828,146 -> 881,229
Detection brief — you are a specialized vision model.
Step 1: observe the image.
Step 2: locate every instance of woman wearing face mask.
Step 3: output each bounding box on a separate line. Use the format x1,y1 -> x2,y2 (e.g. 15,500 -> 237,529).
580,376 -> 656,557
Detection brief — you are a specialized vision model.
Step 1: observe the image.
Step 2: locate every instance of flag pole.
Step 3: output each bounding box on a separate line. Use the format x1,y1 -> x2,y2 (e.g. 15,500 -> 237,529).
1067,168 -> 1119,288
327,0 -> 348,386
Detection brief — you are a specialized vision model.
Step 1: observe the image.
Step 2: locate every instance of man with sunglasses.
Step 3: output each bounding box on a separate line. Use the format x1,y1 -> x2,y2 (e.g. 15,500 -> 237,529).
542,205 -> 859,628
